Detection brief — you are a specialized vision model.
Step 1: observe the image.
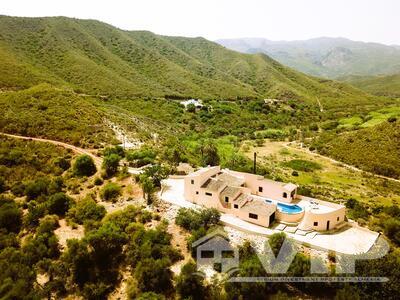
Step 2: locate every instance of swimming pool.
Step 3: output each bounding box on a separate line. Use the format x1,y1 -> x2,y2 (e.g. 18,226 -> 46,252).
277,203 -> 303,214
264,199 -> 303,214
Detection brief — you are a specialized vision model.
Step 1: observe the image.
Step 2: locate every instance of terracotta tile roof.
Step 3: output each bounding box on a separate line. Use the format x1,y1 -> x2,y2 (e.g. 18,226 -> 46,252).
201,178 -> 226,191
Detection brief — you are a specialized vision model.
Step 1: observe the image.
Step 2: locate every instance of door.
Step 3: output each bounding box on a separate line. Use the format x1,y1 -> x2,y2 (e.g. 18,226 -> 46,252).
269,212 -> 275,226
326,220 -> 330,231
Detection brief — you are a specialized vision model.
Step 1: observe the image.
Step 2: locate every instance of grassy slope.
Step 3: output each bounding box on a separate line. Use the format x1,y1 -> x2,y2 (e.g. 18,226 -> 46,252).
0,84 -> 114,147
342,73 -> 400,98
314,120 -> 400,179
0,16 -> 388,113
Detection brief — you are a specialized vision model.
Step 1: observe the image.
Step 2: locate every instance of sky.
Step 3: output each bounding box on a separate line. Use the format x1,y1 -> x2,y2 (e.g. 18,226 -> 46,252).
2,0 -> 400,45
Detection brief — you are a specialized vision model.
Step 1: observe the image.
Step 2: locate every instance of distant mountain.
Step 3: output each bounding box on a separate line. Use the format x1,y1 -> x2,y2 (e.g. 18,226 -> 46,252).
0,16 -> 387,112
341,73 -> 400,98
216,37 -> 400,78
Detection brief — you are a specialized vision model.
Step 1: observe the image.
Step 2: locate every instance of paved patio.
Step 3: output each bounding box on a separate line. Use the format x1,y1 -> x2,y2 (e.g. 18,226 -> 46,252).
160,178 -> 380,255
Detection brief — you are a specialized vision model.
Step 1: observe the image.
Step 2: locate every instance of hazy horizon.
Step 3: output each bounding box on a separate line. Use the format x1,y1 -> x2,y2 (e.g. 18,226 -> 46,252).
2,0 -> 400,46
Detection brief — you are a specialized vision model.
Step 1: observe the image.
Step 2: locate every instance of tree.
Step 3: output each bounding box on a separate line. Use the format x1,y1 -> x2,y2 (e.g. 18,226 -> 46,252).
68,196 -> 106,224
176,261 -> 208,300
175,208 -> 220,231
139,175 -> 155,205
73,155 -> 96,177
142,165 -> 170,187
268,232 -> 290,257
102,154 -> 121,177
24,177 -> 49,200
100,183 -> 121,202
134,257 -> 173,294
199,140 -> 220,166
0,197 -> 22,233
47,192 -> 74,216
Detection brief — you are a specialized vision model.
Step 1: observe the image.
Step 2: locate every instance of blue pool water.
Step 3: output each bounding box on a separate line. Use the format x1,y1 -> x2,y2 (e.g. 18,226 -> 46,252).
277,203 -> 303,214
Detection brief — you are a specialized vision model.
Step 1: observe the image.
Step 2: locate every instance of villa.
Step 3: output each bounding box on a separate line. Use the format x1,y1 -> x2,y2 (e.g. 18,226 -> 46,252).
184,166 -> 346,232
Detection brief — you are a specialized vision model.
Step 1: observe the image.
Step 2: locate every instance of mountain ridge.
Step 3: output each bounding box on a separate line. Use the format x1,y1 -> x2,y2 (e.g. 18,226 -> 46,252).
0,15 -> 389,112
216,37 -> 400,78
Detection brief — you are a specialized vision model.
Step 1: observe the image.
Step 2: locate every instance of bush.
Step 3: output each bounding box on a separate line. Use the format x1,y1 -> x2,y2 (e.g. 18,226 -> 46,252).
73,155 -> 97,177
47,192 -> 74,216
100,183 -> 121,202
24,177 -> 50,200
175,208 -> 220,231
0,177 -> 6,193
94,177 -> 103,186
0,197 -> 22,233
176,261 -> 207,300
102,154 -> 121,177
11,182 -> 25,197
54,157 -> 71,171
68,196 -> 106,224
383,218 -> 400,245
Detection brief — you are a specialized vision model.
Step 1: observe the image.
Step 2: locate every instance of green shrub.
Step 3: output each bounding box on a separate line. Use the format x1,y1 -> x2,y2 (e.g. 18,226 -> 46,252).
100,183 -> 121,202
102,154 -> 121,177
24,177 -> 50,200
175,208 -> 220,231
73,155 -> 97,177
47,192 -> 74,216
68,196 -> 106,224
94,177 -> 103,186
0,197 -> 22,233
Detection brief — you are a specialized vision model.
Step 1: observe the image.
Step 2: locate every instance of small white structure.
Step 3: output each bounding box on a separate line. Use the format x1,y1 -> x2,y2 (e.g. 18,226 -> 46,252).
180,99 -> 203,109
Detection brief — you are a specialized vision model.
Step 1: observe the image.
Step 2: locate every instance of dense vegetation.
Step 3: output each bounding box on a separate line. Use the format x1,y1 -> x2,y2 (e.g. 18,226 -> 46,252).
312,119 -> 400,179
342,73 -> 400,98
0,84 -> 114,146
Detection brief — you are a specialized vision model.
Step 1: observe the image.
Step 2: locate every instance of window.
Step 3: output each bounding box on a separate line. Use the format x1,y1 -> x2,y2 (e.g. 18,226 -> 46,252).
337,216 -> 340,221
258,186 -> 263,193
191,179 -> 194,185
283,192 -> 287,198
196,191 -> 199,195
313,221 -> 318,226
234,204 -> 239,209
205,192 -> 212,196
201,250 -> 214,258
249,213 -> 258,220
225,196 -> 229,203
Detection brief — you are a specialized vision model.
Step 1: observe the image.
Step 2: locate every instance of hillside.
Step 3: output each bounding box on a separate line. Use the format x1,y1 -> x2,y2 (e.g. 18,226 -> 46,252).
216,37 -> 400,79
0,16 -> 386,112
341,73 -> 400,98
312,119 -> 400,179
0,84 -> 114,146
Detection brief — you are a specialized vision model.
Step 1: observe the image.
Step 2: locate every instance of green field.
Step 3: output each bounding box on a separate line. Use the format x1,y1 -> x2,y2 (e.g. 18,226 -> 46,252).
244,140 -> 400,206
338,105 -> 400,129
